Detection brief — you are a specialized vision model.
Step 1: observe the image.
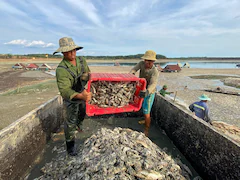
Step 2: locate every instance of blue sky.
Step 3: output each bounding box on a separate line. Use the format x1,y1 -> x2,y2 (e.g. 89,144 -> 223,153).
1,0 -> 240,57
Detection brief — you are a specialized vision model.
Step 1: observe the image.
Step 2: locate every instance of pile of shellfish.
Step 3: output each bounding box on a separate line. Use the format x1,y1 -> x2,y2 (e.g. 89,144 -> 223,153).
89,81 -> 136,108
37,128 -> 195,180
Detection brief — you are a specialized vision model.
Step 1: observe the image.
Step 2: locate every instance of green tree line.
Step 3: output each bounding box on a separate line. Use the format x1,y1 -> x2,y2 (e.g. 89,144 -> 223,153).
0,53 -> 166,59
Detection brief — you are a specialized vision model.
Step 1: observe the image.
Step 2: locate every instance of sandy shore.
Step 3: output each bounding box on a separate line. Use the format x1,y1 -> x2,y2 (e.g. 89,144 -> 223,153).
0,63 -> 239,142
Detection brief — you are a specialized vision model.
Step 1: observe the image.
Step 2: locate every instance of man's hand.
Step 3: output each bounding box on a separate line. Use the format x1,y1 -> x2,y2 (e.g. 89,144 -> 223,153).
74,89 -> 92,101
129,70 -> 135,75
139,90 -> 149,98
81,89 -> 92,101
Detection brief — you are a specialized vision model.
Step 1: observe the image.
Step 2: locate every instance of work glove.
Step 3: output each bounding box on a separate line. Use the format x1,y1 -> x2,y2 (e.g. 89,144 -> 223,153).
139,90 -> 149,98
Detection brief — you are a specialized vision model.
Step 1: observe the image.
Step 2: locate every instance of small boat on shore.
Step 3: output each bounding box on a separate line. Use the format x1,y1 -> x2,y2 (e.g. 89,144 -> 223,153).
236,64 -> 240,68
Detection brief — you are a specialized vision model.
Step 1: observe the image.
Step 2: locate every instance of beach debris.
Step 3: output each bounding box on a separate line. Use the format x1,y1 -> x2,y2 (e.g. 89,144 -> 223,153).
211,121 -> 240,144
36,127 -> 193,180
89,81 -> 136,107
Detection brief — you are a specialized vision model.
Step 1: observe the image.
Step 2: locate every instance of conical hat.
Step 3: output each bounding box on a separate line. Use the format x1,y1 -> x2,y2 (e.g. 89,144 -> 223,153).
198,94 -> 211,101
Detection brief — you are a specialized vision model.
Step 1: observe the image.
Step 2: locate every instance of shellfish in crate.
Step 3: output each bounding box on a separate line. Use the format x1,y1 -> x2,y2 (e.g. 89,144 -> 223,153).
86,73 -> 146,116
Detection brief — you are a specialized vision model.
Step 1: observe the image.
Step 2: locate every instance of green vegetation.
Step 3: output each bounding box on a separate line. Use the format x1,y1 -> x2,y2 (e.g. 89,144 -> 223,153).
2,53 -> 240,60
83,54 -> 167,60
0,53 -> 166,59
2,80 -> 58,96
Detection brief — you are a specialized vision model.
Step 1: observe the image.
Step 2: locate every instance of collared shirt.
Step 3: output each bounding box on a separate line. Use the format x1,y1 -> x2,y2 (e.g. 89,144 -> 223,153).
189,101 -> 211,122
130,61 -> 159,94
56,57 -> 90,100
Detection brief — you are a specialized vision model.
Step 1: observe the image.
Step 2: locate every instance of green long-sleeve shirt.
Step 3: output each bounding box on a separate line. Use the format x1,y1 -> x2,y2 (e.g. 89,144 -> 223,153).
130,61 -> 159,94
56,57 -> 90,100
159,89 -> 171,97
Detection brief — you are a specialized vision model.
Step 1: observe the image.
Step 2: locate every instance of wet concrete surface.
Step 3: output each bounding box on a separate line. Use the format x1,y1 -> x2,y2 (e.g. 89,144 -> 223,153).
27,116 -> 200,179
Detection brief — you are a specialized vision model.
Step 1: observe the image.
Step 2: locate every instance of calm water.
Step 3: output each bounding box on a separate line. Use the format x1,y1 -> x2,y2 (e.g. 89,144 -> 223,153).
88,61 -> 240,68
27,116 -> 199,179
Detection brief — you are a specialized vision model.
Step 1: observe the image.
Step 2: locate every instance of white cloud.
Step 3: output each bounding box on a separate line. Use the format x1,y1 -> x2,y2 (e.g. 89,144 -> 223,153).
25,40 -> 45,47
4,39 -> 27,45
1,0 -> 240,56
44,43 -> 55,48
4,39 -> 55,48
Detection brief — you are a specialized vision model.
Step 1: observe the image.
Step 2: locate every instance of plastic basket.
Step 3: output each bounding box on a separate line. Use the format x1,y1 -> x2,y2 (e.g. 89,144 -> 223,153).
86,73 -> 146,116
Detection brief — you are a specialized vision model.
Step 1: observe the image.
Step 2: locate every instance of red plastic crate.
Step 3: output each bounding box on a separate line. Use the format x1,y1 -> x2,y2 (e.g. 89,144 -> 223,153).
86,73 -> 146,116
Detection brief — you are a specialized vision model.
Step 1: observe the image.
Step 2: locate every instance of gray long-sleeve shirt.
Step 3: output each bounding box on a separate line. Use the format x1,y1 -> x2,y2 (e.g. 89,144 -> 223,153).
130,61 -> 159,94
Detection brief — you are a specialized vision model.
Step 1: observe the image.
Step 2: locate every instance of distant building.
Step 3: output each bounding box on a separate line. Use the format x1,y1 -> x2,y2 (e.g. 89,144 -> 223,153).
114,62 -> 120,66
12,63 -> 26,70
182,62 -> 190,68
156,64 -> 163,72
39,63 -> 52,71
26,63 -> 39,70
163,64 -> 181,72
50,64 -> 58,70
177,62 -> 182,68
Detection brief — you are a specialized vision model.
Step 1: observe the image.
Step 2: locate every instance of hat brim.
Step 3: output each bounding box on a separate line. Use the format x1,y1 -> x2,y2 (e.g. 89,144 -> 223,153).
141,56 -> 157,61
198,97 -> 211,101
53,46 -> 83,55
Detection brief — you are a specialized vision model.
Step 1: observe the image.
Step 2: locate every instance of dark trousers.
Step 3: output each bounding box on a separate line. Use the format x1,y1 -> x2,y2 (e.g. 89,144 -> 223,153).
63,100 -> 86,142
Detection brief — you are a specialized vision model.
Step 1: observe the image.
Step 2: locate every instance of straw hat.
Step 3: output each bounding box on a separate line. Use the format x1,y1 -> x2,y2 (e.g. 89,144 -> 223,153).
53,37 -> 83,55
141,50 -> 157,61
198,94 -> 211,101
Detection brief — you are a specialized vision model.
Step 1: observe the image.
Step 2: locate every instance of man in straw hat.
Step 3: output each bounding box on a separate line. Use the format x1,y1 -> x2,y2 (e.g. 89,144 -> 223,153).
189,94 -> 212,124
130,50 -> 159,136
54,37 -> 92,156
